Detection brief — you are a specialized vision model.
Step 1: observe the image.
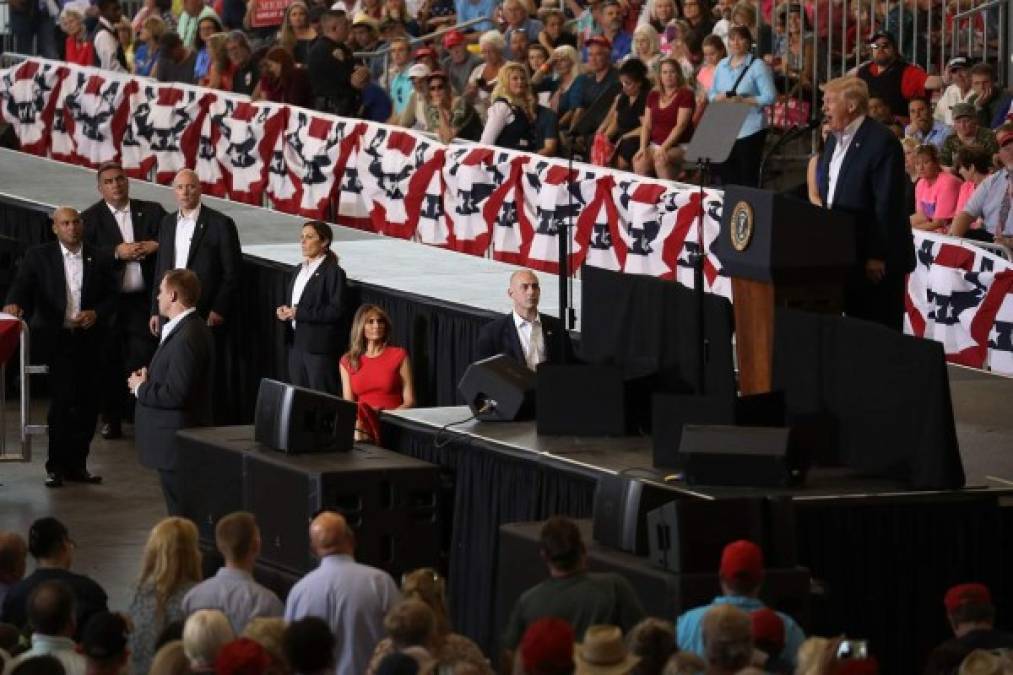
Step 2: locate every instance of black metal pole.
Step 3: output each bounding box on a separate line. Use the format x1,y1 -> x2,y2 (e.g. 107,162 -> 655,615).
695,159 -> 708,394
558,142 -> 575,363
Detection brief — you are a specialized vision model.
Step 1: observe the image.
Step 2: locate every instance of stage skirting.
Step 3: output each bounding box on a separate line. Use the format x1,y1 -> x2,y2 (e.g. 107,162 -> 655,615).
380,407 -> 1012,674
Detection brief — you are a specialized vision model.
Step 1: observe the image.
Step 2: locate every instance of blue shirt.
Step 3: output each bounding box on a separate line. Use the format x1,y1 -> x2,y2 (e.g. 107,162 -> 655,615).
708,55 -> 777,139
963,167 -> 1013,237
676,595 -> 805,668
181,567 -> 284,634
134,43 -> 158,77
388,67 -> 413,115
454,0 -> 498,33
360,84 -> 393,123
905,120 -> 951,150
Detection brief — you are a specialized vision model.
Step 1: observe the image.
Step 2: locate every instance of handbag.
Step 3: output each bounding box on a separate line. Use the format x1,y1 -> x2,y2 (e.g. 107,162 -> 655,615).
768,95 -> 812,130
591,132 -> 617,167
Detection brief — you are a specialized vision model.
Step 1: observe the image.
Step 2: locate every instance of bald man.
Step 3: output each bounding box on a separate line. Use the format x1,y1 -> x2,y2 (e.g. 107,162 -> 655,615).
476,269 -> 574,370
4,207 -> 119,487
284,512 -> 400,675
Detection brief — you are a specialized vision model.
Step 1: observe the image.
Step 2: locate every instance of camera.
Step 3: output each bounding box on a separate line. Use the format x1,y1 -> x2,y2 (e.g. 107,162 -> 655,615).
836,640 -> 869,660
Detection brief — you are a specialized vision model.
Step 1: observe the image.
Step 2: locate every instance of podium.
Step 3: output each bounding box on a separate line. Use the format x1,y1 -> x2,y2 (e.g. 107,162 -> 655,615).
712,185 -> 855,395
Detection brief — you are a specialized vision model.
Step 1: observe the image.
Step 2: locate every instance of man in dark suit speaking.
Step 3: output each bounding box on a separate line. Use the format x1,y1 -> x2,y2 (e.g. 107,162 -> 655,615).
818,76 -> 915,331
130,269 -> 214,515
476,269 -> 574,369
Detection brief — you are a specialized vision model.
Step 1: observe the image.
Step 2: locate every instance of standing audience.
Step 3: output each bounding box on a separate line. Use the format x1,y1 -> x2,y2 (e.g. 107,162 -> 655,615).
3,582 -> 87,675
182,609 -> 235,673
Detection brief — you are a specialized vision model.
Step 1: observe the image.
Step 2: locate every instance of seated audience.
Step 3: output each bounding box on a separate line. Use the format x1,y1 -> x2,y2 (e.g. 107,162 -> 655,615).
481,62 -> 559,156
283,617 -> 335,675
502,0 -> 543,59
941,103 -> 999,168
969,63 -> 1005,129
574,626 -> 640,675
131,0 -> 177,36
134,15 -> 166,77
386,38 -> 416,116
441,30 -> 481,96
127,517 -> 202,675
526,44 -> 553,105
182,512 -> 283,634
149,640 -> 190,675
501,516 -> 645,664
59,7 -> 94,66
676,540 -> 804,669
178,0 -> 220,50
901,136 -> 919,216
627,25 -> 661,74
856,30 -> 935,121
467,31 -> 508,120
568,36 -> 619,140
538,9 -> 577,51
771,4 -> 816,97
340,304 -> 415,442
923,583 -> 1013,675
278,0 -> 317,64
598,58 -> 649,170
934,56 -> 975,126
5,581 -> 86,675
518,618 -> 574,675
541,45 -> 582,123
868,96 -> 895,125
421,70 -> 483,143
153,32 -> 197,84
2,519 -> 107,640
253,47 -> 313,107
224,31 -> 258,97
680,0 -> 713,63
352,66 -> 395,123
397,64 -> 433,129
634,56 -> 694,179
350,15 -> 387,84
199,32 -> 233,89
214,638 -> 272,675
949,124 -> 1013,245
625,618 -> 676,675
728,2 -> 771,56
906,97 -> 951,150
192,16 -> 224,82
0,533 -> 27,610
115,18 -> 136,72
284,512 -> 400,675
911,144 -> 963,232
80,612 -> 130,675
182,609 -> 235,673
954,146 -> 993,217
644,0 -> 677,51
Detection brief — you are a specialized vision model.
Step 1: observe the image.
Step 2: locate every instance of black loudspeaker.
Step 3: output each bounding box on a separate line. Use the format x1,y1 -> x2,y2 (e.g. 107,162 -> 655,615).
244,446 -> 440,578
178,433 -> 246,545
254,378 -> 357,453
652,392 -> 786,468
592,475 -> 675,555
646,498 -> 765,574
536,365 -> 656,436
458,355 -> 536,421
680,425 -> 805,487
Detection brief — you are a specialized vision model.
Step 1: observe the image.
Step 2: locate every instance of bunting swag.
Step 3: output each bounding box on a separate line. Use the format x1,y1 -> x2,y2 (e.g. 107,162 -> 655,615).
6,57 -> 1013,377
0,59 -> 66,156
906,231 -> 1013,371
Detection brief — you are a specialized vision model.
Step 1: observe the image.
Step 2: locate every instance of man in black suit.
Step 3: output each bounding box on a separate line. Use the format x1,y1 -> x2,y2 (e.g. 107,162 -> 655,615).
476,269 -> 574,369
130,269 -> 214,515
818,76 -> 915,331
3,207 -> 118,487
82,162 -> 167,440
149,168 -> 242,422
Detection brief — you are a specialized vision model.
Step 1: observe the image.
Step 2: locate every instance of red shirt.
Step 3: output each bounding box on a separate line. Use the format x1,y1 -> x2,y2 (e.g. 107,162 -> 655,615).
340,346 -> 407,412
65,37 -> 95,67
647,87 -> 694,145
865,61 -> 928,101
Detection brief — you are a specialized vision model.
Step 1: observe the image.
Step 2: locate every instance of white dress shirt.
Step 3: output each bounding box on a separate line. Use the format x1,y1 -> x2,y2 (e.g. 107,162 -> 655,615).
160,307 -> 196,345
60,243 -> 84,328
827,114 -> 866,208
513,311 -> 545,370
174,205 -> 200,270
290,255 -> 327,329
93,17 -> 127,73
108,202 -> 144,293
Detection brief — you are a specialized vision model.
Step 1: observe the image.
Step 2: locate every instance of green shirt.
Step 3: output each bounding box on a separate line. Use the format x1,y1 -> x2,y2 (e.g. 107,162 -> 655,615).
940,126 -> 998,166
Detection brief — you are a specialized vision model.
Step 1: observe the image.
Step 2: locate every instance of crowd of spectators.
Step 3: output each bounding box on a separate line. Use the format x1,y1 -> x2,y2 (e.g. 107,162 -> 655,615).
0,514 -> 1010,675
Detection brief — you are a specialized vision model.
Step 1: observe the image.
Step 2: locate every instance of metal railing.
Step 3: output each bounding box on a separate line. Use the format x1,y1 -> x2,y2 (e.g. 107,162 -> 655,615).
0,320 -> 47,462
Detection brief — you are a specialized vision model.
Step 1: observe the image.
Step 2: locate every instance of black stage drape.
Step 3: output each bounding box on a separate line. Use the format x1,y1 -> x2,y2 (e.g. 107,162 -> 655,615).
380,417 -> 597,656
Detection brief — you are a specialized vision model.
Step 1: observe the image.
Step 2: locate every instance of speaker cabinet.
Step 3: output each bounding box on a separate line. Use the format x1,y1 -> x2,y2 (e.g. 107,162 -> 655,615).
646,498 -> 764,574
592,475 -> 676,555
244,446 -> 440,578
178,433 -> 246,545
536,364 -> 653,436
458,355 -> 536,421
254,378 -> 357,454
680,425 -> 805,487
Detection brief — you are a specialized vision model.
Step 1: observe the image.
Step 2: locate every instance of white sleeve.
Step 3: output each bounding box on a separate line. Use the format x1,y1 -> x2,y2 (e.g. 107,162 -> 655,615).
481,100 -> 513,145
95,31 -> 127,72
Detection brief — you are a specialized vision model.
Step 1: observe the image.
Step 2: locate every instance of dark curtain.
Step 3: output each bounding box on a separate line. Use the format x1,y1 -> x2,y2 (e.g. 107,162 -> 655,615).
381,418 -> 597,655
0,200 -> 54,301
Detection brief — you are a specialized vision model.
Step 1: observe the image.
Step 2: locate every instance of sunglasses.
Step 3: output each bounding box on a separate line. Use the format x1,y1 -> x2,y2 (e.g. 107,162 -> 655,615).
870,42 -> 892,50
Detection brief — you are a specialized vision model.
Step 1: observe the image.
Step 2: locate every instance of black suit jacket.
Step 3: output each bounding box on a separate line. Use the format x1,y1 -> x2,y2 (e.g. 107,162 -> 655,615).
818,117 -> 915,277
4,242 -> 118,353
476,312 -> 574,365
286,253 -> 347,354
135,311 -> 214,471
151,205 -> 242,319
81,198 -> 167,293
1,568 -> 108,640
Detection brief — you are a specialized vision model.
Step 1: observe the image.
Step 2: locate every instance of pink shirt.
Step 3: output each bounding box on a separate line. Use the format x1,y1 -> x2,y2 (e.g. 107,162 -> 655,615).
915,171 -> 963,227
955,180 -> 983,229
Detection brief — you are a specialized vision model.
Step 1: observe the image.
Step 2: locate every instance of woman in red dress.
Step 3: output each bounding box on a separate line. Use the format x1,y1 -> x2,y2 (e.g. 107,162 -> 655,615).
340,305 -> 415,442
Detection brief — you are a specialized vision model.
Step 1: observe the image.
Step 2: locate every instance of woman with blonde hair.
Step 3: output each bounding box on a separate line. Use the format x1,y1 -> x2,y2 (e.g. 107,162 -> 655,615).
543,44 -> 582,124
481,62 -> 559,155
128,517 -> 203,675
367,569 -> 492,675
59,7 -> 94,66
634,57 -> 695,178
466,30 -> 507,119
134,14 -> 166,76
340,304 -> 415,442
277,0 -> 318,64
200,32 -> 234,90
628,24 -> 662,74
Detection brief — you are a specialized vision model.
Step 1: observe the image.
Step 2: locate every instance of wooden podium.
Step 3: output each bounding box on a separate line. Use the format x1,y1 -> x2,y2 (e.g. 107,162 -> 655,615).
712,185 -> 855,395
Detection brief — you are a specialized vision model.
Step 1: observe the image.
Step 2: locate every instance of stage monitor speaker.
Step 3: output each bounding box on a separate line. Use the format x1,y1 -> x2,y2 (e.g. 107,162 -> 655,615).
645,498 -> 765,574
254,378 -> 357,454
681,425 -> 805,487
244,446 -> 440,577
458,355 -> 535,421
592,474 -> 676,555
177,433 -> 246,546
537,364 -> 646,436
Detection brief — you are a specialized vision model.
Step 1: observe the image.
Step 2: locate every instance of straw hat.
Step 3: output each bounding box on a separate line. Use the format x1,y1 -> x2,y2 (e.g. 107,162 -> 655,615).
574,626 -> 641,675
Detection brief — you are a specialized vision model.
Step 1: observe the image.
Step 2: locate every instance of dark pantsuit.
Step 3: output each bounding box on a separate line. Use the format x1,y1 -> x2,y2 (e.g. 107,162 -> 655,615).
102,292 -> 157,424
719,129 -> 768,188
46,329 -> 102,475
288,348 -> 341,395
158,470 -> 182,516
845,270 -> 907,333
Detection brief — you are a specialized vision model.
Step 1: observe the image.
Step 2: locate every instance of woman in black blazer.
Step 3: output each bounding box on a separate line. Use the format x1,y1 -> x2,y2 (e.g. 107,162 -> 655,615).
275,221 -> 347,394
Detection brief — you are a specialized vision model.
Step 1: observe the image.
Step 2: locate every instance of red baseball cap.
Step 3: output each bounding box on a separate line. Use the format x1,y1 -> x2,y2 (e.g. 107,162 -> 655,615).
442,29 -> 465,48
413,46 -> 436,60
719,540 -> 764,585
584,35 -> 612,50
996,127 -> 1013,148
750,608 -> 784,652
520,618 -> 575,675
944,583 -> 992,613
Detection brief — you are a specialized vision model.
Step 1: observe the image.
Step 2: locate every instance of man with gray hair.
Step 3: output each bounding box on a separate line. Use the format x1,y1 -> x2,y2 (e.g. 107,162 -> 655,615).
284,512 -> 400,675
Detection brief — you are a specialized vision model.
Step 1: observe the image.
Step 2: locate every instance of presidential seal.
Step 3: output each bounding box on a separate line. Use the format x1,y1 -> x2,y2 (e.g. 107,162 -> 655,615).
729,200 -> 754,252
